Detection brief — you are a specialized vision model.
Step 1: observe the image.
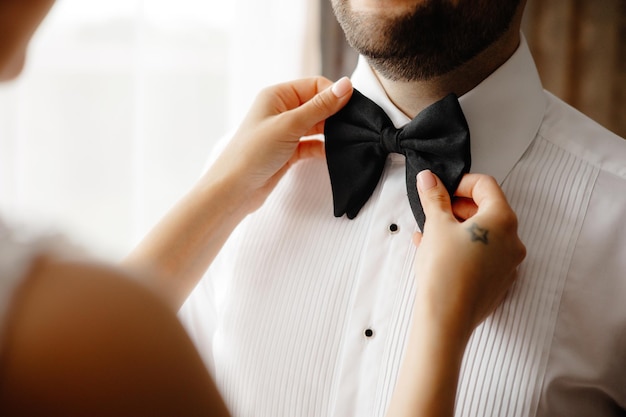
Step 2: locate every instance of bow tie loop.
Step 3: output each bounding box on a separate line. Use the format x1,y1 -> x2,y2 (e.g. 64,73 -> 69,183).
325,89 -> 471,229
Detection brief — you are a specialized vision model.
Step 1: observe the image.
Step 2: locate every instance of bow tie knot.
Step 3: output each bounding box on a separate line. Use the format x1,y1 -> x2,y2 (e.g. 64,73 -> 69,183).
324,88 -> 471,230
381,126 -> 403,154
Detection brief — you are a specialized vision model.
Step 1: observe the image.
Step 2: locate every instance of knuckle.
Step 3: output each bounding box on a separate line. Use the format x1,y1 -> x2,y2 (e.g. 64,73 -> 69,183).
501,209 -> 518,230
476,173 -> 498,189
428,191 -> 449,203
423,191 -> 450,212
485,174 -> 498,184
479,174 -> 498,185
491,205 -> 518,232
257,85 -> 274,101
253,86 -> 280,110
310,91 -> 332,112
276,112 -> 301,136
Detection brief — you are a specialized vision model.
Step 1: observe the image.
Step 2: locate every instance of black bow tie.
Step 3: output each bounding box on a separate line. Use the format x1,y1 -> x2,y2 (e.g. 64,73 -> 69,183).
324,89 -> 471,230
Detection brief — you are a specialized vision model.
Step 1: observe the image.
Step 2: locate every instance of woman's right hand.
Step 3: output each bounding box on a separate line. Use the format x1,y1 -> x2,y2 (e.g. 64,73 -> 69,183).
386,171 -> 526,417
413,170 -> 526,340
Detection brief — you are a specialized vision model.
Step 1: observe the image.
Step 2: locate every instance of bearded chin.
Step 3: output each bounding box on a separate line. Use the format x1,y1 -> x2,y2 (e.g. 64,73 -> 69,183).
332,0 -> 521,82
367,54 -> 461,82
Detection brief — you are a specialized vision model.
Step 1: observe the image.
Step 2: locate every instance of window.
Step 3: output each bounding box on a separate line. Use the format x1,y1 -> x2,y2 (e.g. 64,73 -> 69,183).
0,0 -> 317,259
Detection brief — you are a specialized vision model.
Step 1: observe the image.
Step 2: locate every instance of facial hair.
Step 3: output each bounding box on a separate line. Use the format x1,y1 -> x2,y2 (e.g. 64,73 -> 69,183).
332,0 -> 522,81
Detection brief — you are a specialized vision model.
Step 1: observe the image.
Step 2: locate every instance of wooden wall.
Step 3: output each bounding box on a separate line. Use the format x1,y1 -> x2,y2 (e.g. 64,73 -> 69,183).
523,0 -> 626,137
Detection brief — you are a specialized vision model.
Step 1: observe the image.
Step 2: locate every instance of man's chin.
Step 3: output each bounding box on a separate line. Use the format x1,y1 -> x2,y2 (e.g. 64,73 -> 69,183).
365,55 -> 444,82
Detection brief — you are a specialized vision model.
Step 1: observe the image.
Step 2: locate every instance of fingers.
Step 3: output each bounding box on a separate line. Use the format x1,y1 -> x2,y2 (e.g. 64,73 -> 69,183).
417,172 -> 514,226
289,139 -> 325,164
454,174 -> 510,212
454,174 -> 520,235
412,231 -> 423,247
285,77 -> 353,135
416,170 -> 454,223
451,197 -> 477,221
247,76 -> 352,139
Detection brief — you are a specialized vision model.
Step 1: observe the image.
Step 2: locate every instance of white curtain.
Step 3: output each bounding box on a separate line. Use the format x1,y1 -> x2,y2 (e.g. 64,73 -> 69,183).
0,0 -> 318,259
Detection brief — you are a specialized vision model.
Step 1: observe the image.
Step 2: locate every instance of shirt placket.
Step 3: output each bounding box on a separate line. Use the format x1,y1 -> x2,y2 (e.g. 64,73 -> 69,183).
331,155 -> 418,417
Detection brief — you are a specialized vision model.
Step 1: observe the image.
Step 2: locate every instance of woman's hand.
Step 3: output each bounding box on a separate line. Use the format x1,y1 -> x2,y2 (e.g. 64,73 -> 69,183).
386,171 -> 525,417
125,76 -> 353,309
206,76 -> 353,213
413,170 -> 526,341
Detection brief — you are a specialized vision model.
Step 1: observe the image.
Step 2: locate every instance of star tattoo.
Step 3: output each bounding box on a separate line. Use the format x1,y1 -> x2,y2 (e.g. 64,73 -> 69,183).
468,223 -> 489,244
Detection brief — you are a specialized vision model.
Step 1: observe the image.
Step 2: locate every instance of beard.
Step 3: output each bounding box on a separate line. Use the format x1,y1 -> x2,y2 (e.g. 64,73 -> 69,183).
331,0 -> 521,81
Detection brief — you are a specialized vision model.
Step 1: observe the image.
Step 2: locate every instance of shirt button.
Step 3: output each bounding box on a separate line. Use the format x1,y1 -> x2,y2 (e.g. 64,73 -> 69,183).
388,223 -> 399,234
364,328 -> 374,338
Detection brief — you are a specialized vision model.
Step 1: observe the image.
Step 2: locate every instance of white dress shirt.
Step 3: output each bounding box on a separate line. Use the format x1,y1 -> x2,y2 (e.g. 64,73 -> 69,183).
180,36 -> 626,417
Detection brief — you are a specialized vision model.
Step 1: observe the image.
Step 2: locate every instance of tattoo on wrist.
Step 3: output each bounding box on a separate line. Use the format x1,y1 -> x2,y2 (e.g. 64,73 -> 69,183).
468,223 -> 489,244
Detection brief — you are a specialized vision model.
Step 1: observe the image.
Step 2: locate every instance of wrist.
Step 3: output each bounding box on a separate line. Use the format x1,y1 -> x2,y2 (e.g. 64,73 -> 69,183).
413,296 -> 474,349
197,164 -> 254,220
387,299 -> 470,417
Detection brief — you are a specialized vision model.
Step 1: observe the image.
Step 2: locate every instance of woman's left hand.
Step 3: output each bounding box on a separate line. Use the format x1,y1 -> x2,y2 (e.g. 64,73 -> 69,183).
206,76 -> 353,213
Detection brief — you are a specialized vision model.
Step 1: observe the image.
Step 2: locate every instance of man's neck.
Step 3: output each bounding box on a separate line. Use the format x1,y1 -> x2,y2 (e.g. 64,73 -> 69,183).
373,30 -> 521,118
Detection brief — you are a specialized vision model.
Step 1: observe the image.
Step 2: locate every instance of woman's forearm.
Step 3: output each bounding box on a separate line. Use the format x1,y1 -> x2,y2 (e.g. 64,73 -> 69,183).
123,168 -> 250,310
385,171 -> 525,417
122,77 -> 352,311
385,302 -> 470,417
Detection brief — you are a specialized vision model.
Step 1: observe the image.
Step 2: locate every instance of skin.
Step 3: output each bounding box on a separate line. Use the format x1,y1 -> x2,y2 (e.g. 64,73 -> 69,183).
0,1 -> 526,416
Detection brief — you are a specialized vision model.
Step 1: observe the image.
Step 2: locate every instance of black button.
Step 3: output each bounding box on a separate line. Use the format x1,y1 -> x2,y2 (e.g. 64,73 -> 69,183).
364,328 -> 374,338
388,223 -> 399,233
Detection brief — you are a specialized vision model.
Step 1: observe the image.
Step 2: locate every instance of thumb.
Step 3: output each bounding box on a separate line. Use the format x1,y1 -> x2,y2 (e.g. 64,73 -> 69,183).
289,77 -> 353,130
416,170 -> 453,221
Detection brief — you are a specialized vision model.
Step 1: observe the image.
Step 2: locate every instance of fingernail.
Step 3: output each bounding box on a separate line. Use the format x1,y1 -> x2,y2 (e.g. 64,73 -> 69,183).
331,76 -> 352,98
417,170 -> 436,191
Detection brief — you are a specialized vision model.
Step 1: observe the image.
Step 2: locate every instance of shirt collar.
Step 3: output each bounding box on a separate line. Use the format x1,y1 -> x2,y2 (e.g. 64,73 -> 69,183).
349,35 -> 546,184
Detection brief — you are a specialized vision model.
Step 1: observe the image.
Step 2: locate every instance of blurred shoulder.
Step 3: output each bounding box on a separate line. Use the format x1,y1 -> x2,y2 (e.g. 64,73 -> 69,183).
0,256 -> 192,415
